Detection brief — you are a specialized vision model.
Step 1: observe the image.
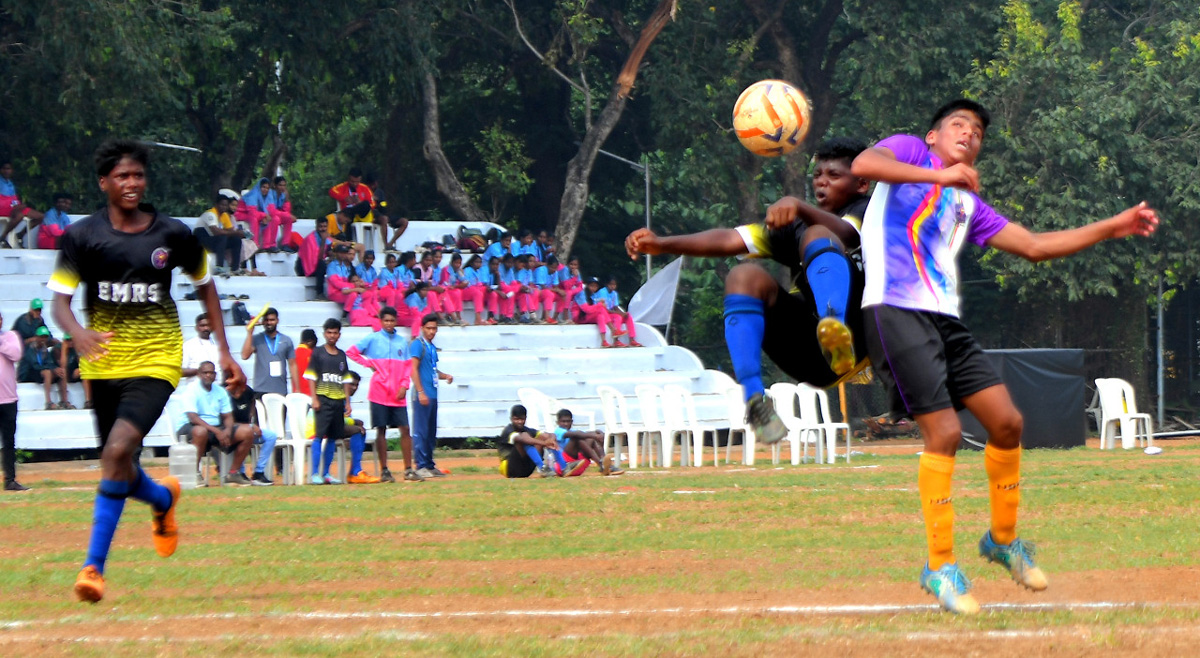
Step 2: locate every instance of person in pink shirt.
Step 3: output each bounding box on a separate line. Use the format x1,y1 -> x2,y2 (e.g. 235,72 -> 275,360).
439,253 -> 468,326
325,245 -> 363,314
412,251 -> 447,321
347,275 -> 383,330
558,256 -> 584,323
235,178 -> 272,249
463,255 -> 493,325
347,307 -> 421,482
0,312 -> 28,491
572,277 -> 616,347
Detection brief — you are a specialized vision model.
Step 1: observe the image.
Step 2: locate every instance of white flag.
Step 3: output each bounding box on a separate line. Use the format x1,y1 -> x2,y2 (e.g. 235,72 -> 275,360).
629,257 -> 683,325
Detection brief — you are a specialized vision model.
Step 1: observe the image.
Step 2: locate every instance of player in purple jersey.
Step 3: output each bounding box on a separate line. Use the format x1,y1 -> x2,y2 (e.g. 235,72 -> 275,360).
851,99 -> 1158,615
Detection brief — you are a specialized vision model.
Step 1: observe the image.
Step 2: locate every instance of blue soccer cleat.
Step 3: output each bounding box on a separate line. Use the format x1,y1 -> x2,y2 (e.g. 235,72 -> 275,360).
919,562 -> 981,615
979,531 -> 1049,591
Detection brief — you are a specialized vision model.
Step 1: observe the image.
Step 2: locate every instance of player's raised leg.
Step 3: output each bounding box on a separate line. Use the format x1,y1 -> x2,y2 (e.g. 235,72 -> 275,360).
723,263 -> 787,444
801,226 -> 856,375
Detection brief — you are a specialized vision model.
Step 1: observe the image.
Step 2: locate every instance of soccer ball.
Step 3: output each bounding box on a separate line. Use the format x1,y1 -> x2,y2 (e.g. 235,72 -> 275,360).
731,80 -> 811,157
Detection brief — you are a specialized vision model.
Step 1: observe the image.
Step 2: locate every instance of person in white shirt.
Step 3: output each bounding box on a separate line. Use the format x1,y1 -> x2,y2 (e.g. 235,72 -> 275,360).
181,314 -> 222,387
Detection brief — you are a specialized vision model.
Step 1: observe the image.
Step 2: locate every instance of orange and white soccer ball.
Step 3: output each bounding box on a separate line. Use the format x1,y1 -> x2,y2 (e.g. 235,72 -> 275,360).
731,80 -> 811,157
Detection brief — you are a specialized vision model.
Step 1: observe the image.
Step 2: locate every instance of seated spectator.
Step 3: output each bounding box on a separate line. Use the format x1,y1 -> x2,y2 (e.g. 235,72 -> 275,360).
558,257 -> 584,323
377,253 -> 403,308
535,230 -> 555,262
329,167 -> 375,220
482,232 -> 512,266
181,313 -> 222,387
514,254 -> 541,324
51,333 -> 90,409
356,250 -> 380,287
266,176 -> 296,253
554,408 -> 623,476
404,282 -> 434,337
485,257 -> 515,324
497,405 -> 581,478
297,215 -> 334,297
293,328 -> 317,395
382,205 -> 409,252
326,202 -> 369,262
497,254 -> 525,324
601,276 -> 642,347
181,361 -> 257,486
533,255 -> 566,324
512,228 -> 541,264
347,274 -> 384,331
236,178 -> 273,250
413,251 -> 448,323
572,277 -> 616,347
439,253 -> 469,326
223,380 -> 279,486
34,192 -> 73,250
0,161 -> 45,248
326,244 -> 364,316
19,327 -> 66,409
462,254 -> 492,325
12,298 -> 51,346
195,190 -> 246,275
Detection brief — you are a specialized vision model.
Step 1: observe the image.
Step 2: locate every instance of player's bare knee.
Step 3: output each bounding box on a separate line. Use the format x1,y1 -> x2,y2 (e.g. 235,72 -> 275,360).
725,264 -> 776,301
987,410 -> 1023,450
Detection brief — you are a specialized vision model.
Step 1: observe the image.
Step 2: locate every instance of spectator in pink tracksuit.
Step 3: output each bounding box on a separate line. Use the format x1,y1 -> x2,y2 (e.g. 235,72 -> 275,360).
601,276 -> 643,347
412,251 -> 446,320
533,255 -> 566,324
266,176 -> 296,252
347,275 -> 383,330
235,178 -> 273,250
573,277 -> 616,347
559,257 -> 584,322
464,255 -> 494,325
325,245 -> 363,313
439,253 -> 468,326
377,253 -> 403,308
404,283 -> 434,337
488,258 -> 517,324
347,308 -> 418,483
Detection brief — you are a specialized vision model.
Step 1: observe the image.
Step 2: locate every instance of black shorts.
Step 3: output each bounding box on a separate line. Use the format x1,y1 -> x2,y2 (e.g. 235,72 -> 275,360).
502,447 -> 536,479
91,377 -> 176,446
761,265 -> 866,388
178,423 -> 244,453
314,397 -> 346,440
370,402 -> 409,428
862,305 -> 1002,416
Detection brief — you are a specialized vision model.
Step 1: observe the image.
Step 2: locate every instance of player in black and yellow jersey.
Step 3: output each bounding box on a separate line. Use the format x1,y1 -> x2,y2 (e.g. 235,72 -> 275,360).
49,140 -> 245,603
304,318 -> 355,484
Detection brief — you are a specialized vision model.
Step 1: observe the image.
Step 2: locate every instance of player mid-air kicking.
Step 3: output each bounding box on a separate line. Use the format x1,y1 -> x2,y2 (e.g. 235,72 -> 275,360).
625,138 -> 871,442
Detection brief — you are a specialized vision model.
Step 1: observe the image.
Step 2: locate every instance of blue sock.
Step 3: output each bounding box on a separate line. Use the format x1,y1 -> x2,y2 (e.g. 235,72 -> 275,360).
350,433 -> 365,474
552,449 -> 567,468
129,468 -> 172,513
311,440 -> 322,476
724,294 -> 766,401
84,479 -> 133,574
803,238 -> 851,324
322,439 -> 337,475
523,445 -> 545,468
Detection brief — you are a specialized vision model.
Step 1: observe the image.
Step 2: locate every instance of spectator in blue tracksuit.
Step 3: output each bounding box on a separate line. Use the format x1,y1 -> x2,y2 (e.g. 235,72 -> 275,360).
482,233 -> 512,266
355,250 -> 380,287
409,314 -> 453,479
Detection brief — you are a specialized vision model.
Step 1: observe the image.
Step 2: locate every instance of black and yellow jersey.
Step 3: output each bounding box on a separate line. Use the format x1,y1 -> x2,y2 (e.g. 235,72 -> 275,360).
46,205 -> 209,384
304,346 -> 352,399
734,196 -> 869,291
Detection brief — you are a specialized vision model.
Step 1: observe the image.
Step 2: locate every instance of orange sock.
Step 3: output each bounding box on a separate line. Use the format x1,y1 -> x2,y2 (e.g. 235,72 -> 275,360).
918,452 -> 956,570
984,443 -> 1021,545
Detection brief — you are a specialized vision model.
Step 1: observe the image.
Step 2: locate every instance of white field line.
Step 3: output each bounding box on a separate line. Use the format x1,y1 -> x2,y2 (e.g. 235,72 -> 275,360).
2,599 -> 1192,632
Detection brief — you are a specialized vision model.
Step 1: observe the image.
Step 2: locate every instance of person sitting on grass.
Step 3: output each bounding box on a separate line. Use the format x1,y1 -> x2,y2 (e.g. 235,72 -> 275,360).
554,408 -> 623,476
498,405 -> 583,478
599,276 -> 642,348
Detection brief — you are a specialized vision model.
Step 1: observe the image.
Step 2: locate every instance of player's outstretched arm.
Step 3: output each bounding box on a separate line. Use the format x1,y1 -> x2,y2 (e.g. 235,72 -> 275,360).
195,280 -> 246,388
624,227 -> 747,260
852,147 -> 979,192
765,196 -> 860,248
986,202 -> 1159,263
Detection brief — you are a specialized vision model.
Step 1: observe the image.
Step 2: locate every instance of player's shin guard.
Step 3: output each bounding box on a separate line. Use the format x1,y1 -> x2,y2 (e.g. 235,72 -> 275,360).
984,444 -> 1021,545
84,479 -> 133,574
803,238 -> 851,323
918,453 -> 956,570
723,294 -> 766,401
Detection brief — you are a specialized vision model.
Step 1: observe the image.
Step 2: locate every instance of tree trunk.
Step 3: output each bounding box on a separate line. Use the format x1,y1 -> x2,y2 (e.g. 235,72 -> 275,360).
419,70 -> 488,224
553,0 -> 678,260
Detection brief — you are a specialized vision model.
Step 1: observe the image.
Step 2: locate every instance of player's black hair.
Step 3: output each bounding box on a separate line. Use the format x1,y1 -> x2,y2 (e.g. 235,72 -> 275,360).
264,307 -> 278,319
348,167 -> 363,178
929,99 -> 991,132
364,249 -> 375,259
421,312 -> 439,326
385,252 -> 397,263
401,251 -> 416,265
323,318 -> 342,331
300,328 -> 317,344
94,139 -> 150,177
450,252 -> 463,264
556,408 -> 573,420
195,313 -> 208,325
379,306 -> 397,320
273,175 -> 286,185
467,254 -> 482,267
606,275 -> 618,285
52,192 -> 74,202
814,137 -> 869,166
510,404 -> 527,419
316,215 -> 329,226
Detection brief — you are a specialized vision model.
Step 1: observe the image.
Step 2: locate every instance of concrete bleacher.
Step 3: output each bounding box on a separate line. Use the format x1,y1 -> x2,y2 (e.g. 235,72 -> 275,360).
4,218 -> 736,452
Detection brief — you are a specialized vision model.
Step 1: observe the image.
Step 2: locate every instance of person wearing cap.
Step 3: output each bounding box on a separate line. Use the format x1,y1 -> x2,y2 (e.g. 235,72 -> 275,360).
0,310 -> 28,490
19,326 -> 67,409
52,331 -> 90,408
195,191 -> 245,275
12,298 -> 52,347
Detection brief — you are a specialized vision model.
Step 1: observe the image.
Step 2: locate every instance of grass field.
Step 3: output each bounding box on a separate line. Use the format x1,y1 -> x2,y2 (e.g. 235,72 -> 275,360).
2,440 -> 1199,656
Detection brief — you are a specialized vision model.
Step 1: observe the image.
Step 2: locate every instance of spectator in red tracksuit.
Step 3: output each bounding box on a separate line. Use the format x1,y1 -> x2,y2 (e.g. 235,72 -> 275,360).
266,176 -> 296,252
235,178 -> 273,250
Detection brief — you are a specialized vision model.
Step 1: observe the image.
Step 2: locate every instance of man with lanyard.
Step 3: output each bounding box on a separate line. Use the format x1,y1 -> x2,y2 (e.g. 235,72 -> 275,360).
239,307 -> 298,401
409,313 -> 453,479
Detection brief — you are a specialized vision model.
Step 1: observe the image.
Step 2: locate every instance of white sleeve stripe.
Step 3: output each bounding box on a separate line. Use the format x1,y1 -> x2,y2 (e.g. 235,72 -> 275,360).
734,226 -> 759,256
46,280 -> 76,295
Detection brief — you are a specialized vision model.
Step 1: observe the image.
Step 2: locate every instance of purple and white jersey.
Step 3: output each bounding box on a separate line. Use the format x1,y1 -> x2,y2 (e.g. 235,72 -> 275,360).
860,134 -> 1008,317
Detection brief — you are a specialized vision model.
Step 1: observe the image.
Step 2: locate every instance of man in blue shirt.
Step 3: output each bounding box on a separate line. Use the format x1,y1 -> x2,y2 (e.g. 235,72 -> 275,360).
181,361 -> 256,486
408,314 -> 454,479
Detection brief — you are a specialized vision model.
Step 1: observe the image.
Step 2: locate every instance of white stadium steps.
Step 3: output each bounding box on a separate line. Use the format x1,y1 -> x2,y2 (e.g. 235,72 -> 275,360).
4,218 -> 736,451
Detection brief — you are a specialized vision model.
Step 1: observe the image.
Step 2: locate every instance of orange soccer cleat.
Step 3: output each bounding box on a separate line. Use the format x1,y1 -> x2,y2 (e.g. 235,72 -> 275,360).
74,565 -> 105,603
152,476 -> 182,558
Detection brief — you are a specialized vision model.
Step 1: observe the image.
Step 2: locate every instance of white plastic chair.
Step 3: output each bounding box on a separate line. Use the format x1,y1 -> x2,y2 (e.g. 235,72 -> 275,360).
633,384 -> 666,467
721,386 -> 756,466
767,383 -> 821,465
517,387 -> 554,433
1096,378 -> 1153,449
797,384 -> 851,463
596,385 -> 642,469
283,393 -> 313,484
658,387 -> 694,467
663,384 -> 720,467
260,393 -> 289,476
